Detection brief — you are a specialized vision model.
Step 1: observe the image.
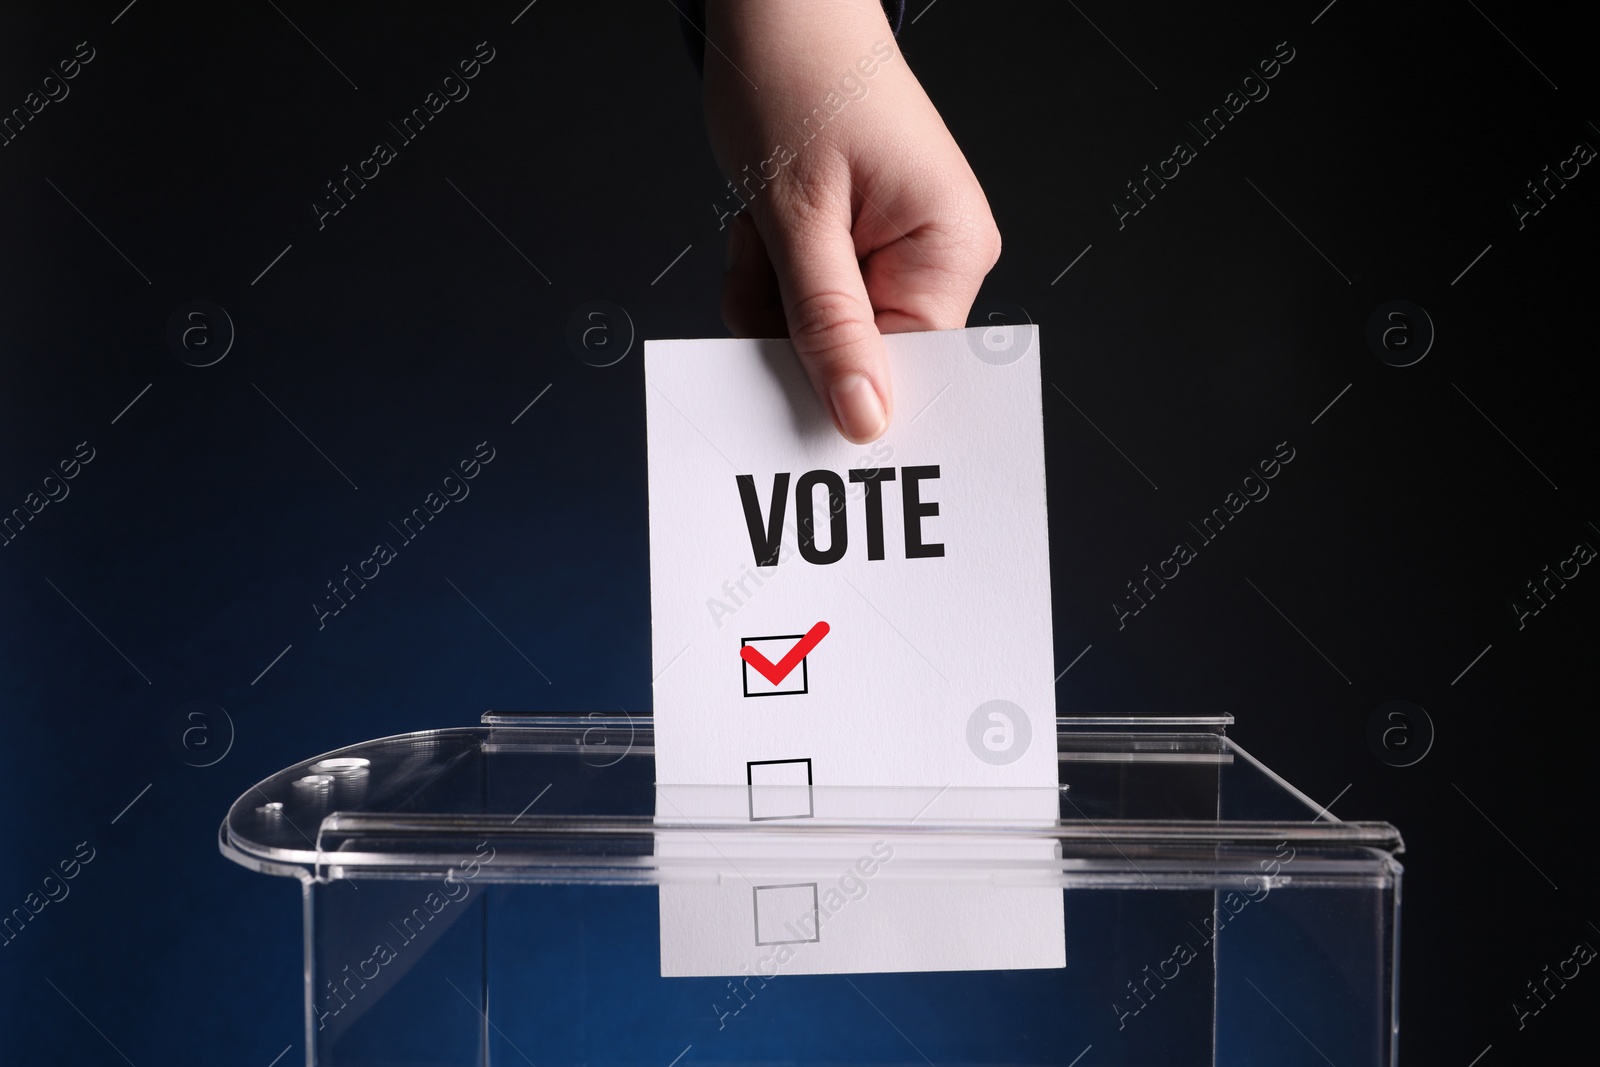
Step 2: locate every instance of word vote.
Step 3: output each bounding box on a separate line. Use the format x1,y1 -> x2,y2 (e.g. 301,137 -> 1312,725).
737,466 -> 944,566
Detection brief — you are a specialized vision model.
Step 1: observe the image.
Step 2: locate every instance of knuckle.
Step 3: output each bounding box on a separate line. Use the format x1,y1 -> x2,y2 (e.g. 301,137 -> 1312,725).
954,200 -> 1003,273
786,290 -> 873,366
977,218 -> 1003,271
767,150 -> 850,217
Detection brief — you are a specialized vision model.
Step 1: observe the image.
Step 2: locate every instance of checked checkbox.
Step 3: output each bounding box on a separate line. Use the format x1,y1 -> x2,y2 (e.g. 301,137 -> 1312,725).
740,621 -> 829,698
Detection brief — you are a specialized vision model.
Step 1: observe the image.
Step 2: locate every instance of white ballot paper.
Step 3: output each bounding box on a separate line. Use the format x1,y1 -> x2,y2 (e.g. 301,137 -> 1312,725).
645,325 -> 1064,977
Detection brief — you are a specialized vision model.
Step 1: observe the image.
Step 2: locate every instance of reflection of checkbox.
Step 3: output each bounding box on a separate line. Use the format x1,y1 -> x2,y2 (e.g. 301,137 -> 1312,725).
753,883 -> 819,945
747,758 -> 813,821
740,634 -> 810,697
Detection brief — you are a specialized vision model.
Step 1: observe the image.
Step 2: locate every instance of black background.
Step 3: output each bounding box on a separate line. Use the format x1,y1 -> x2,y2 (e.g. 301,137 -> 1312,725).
1,1 -> 1594,1062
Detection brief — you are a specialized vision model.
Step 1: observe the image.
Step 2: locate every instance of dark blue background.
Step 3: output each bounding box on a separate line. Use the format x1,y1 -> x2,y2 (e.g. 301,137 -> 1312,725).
2,1 -> 1594,1063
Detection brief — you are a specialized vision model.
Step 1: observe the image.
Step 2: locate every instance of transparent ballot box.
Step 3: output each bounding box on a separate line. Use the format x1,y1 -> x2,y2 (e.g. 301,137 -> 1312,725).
219,715 -> 1403,1066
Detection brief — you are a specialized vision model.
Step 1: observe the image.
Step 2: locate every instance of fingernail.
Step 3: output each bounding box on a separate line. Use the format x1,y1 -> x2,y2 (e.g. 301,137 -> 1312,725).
830,373 -> 887,442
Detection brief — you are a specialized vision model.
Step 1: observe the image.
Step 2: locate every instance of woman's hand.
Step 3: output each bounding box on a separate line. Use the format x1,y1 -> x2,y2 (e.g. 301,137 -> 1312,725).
703,0 -> 1002,443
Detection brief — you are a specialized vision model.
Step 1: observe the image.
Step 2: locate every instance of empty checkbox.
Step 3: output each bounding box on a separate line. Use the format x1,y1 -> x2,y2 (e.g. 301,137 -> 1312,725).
746,758 -> 813,821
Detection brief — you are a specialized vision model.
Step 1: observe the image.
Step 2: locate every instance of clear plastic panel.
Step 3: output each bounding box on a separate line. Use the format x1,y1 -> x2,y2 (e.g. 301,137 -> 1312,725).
220,715 -> 1401,1066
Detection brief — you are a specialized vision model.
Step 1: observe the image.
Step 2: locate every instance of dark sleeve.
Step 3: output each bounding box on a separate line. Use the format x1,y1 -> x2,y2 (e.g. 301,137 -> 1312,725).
679,1 -> 908,77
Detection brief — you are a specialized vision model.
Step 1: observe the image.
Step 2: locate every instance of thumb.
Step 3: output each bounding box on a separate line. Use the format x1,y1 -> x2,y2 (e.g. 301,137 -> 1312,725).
761,216 -> 892,444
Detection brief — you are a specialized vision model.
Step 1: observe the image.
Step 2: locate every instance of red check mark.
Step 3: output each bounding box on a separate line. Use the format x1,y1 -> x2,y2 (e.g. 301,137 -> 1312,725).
740,622 -> 830,685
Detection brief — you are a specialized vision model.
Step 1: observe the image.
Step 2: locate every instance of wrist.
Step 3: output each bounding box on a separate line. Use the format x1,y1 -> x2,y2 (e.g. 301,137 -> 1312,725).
698,1 -> 902,73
